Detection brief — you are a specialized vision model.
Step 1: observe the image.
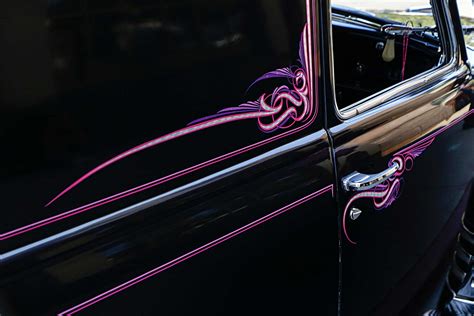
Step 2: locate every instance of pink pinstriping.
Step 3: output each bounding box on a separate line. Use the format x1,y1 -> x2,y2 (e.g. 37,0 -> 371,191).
1,7 -> 318,241
47,26 -> 314,208
373,178 -> 401,209
343,109 -> 474,244
3,110 -> 316,240
45,110 -> 280,207
57,5 -> 318,313
2,108 -> 318,241
258,70 -> 310,132
58,184 -> 333,315
1,112 -> 317,240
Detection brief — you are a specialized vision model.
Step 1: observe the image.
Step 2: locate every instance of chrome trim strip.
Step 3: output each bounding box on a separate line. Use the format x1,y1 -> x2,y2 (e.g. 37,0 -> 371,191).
453,296 -> 474,305
0,131 -> 325,263
381,24 -> 436,36
59,185 -> 335,315
328,0 -> 463,120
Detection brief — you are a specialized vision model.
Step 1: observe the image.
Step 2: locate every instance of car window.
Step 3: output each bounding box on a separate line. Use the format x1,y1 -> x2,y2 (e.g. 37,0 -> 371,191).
330,0 -> 443,110
333,0 -> 437,26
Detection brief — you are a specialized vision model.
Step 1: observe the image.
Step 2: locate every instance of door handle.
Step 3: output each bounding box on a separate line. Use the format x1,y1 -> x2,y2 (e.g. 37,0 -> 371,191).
342,162 -> 400,192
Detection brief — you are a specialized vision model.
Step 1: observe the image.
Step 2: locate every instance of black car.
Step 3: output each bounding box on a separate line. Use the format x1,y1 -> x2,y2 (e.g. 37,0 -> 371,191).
0,0 -> 473,315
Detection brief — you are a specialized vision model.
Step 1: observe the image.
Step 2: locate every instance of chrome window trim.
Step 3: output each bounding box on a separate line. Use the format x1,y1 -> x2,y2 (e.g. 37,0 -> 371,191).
328,0 -> 460,120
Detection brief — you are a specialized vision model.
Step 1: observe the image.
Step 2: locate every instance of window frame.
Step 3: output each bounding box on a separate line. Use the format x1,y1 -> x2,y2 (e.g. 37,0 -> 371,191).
327,0 -> 460,120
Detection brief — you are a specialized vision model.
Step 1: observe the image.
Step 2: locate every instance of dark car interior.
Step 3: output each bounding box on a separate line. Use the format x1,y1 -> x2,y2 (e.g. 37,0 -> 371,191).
331,9 -> 442,109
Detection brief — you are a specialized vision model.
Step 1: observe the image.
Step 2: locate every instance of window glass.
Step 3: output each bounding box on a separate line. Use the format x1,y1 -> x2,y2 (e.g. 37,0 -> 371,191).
331,0 -> 442,109
334,1 -> 436,26
456,0 -> 474,47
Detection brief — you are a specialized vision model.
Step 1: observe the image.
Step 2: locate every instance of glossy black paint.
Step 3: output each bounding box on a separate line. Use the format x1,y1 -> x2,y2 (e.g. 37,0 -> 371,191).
1,0 -> 473,315
0,0 -> 339,315
0,0 -> 312,249
333,83 -> 474,315
325,0 -> 474,314
1,132 -> 337,315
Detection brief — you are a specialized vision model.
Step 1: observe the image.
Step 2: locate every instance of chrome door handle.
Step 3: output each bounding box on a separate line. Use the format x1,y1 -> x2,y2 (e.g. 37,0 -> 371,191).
342,162 -> 400,192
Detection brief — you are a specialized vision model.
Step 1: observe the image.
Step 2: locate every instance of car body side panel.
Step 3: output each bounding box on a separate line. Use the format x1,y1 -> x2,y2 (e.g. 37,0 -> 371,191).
1,131 -> 338,315
325,1 -> 474,314
0,0 -> 315,251
331,63 -> 473,315
0,1 -> 340,315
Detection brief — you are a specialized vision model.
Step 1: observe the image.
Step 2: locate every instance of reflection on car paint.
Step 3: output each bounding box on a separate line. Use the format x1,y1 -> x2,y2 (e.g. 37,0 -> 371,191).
1,6 -> 317,241
45,27 -> 315,208
59,184 -> 334,315
343,109 -> 474,244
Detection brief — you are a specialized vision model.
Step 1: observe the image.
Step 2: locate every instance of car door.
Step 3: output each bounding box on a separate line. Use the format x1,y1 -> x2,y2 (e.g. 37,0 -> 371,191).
324,0 -> 474,315
0,0 -> 339,315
